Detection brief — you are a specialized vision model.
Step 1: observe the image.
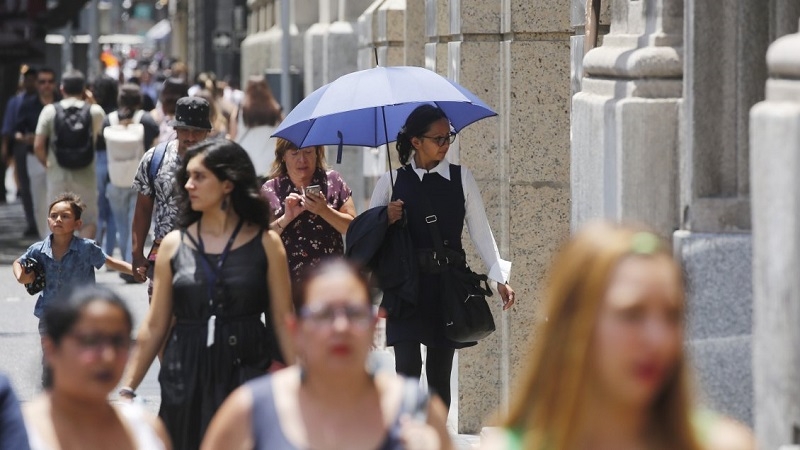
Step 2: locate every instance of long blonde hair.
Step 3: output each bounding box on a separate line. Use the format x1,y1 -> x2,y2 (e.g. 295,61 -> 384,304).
502,222 -> 702,450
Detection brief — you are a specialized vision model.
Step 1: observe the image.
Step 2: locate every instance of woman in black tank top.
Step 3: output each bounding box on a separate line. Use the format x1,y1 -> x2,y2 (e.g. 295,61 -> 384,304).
120,140 -> 294,450
201,258 -> 453,450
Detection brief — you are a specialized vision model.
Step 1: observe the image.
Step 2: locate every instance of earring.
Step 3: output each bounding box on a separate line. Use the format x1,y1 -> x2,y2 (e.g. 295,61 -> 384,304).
221,196 -> 229,211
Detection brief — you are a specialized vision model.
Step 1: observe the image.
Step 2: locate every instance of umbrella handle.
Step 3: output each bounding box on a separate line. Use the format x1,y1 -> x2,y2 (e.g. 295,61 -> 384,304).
336,131 -> 343,164
380,105 -> 395,190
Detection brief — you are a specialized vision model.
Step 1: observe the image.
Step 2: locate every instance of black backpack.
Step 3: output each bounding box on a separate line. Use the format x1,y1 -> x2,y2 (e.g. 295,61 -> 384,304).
53,103 -> 94,169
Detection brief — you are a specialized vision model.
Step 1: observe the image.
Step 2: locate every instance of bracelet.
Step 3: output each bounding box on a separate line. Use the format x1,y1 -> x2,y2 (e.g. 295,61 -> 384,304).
118,387 -> 136,398
275,221 -> 284,231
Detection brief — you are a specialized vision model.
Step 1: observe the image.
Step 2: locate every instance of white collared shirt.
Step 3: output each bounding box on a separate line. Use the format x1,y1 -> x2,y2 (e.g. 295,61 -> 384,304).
369,157 -> 512,284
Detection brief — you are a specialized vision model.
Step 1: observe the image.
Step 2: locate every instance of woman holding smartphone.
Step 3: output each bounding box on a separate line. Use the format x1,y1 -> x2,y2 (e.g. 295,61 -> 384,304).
261,138 -> 356,284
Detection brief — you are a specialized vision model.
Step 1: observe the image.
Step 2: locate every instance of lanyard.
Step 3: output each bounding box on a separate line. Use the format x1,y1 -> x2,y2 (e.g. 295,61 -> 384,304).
188,218 -> 244,347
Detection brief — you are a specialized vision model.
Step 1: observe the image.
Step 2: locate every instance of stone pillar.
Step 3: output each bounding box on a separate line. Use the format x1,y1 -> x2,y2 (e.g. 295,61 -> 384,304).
322,0 -> 374,212
441,0 -> 572,433
677,0 -> 775,426
571,0 -> 683,237
303,0 -> 332,95
751,22 -> 800,449
404,0 -> 425,67
240,0 -> 313,82
170,0 -> 189,65
569,0 -> 610,96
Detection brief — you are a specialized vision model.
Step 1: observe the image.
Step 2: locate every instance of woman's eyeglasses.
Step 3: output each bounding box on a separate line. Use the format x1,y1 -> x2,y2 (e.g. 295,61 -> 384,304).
67,332 -> 133,354
421,132 -> 456,147
299,304 -> 374,328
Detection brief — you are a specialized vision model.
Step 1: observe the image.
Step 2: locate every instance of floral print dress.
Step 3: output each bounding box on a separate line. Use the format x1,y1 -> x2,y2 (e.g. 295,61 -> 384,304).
261,169 -> 352,283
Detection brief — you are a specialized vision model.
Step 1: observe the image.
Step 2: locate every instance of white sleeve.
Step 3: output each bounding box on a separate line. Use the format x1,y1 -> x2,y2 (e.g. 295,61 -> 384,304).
462,167 -> 512,284
368,171 -> 395,208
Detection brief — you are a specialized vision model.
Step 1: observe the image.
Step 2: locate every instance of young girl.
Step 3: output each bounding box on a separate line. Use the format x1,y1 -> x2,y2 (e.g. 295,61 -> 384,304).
13,192 -> 134,333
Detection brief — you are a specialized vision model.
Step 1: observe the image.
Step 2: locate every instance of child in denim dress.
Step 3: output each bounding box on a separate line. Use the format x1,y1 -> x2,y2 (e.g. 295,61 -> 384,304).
12,192 -> 135,333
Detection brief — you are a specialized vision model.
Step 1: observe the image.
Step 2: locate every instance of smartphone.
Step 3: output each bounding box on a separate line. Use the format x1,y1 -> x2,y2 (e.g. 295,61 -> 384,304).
304,185 -> 321,197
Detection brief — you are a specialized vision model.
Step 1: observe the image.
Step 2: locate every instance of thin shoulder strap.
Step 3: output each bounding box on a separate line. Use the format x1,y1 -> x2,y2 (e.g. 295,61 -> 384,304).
148,141 -> 170,191
133,109 -> 145,124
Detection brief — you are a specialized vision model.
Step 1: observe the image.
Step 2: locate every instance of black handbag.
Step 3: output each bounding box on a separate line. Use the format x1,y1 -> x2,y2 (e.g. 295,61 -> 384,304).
412,172 -> 496,343
20,256 -> 45,295
440,263 -> 496,342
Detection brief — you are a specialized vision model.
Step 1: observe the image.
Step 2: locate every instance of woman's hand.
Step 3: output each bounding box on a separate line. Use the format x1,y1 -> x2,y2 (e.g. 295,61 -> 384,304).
399,415 -> 442,450
302,191 -> 328,215
283,193 -> 305,222
498,283 -> 515,310
387,200 -> 404,225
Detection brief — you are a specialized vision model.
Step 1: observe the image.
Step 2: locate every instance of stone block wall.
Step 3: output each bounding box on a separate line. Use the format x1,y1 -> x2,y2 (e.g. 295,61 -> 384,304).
443,0 -> 572,433
751,22 -> 800,449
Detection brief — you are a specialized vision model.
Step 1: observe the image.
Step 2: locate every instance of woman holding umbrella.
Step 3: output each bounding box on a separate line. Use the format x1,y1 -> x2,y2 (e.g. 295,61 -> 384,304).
368,104 -> 515,409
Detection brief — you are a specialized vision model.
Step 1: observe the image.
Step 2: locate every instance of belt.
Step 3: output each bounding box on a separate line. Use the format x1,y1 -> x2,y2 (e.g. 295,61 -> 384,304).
416,247 -> 466,274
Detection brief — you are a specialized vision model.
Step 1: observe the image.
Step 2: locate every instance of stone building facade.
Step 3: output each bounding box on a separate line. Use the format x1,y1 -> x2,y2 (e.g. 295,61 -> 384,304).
240,0 -> 800,446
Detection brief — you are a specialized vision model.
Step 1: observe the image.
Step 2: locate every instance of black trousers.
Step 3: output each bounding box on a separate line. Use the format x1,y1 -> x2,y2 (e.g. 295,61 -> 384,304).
393,341 -> 455,408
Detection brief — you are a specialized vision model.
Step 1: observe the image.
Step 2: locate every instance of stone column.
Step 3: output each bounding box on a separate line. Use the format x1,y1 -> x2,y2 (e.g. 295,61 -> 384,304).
677,0 -> 775,426
440,0 -> 572,433
751,22 -> 800,450
240,0 -> 313,84
169,0 -> 189,65
569,0 -> 610,96
323,0 -> 374,212
404,0 -> 425,67
303,0 -> 332,95
571,0 -> 683,237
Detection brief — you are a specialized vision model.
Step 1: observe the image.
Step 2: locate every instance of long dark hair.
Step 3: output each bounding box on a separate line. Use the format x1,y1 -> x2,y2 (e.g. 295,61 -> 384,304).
41,286 -> 133,388
242,75 -> 282,128
176,139 -> 272,228
395,104 -> 449,165
116,83 -> 143,120
92,75 -> 119,114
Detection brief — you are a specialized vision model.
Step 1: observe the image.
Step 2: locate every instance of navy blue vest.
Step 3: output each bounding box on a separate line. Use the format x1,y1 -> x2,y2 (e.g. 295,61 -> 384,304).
392,164 -> 465,252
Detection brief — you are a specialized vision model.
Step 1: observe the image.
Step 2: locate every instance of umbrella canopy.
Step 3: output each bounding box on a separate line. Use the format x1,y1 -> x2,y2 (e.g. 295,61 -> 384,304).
272,66 -> 497,149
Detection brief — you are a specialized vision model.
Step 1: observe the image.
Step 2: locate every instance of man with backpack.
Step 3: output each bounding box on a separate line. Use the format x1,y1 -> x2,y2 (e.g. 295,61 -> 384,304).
131,96 -> 211,293
33,70 -> 106,239
96,84 -> 159,282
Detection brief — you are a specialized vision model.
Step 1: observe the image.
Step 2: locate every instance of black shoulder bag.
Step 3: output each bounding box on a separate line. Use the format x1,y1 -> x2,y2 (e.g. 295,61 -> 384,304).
412,175 -> 495,343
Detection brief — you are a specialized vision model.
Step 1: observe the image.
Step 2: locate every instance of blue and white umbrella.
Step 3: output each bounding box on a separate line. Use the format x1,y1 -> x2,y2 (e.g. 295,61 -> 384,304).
273,65 -> 497,153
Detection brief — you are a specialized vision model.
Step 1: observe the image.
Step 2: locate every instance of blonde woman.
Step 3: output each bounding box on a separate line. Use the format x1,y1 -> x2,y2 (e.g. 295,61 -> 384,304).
481,222 -> 754,450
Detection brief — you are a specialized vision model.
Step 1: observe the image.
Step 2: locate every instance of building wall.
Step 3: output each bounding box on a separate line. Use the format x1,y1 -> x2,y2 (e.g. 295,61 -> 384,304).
237,0 -> 800,443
